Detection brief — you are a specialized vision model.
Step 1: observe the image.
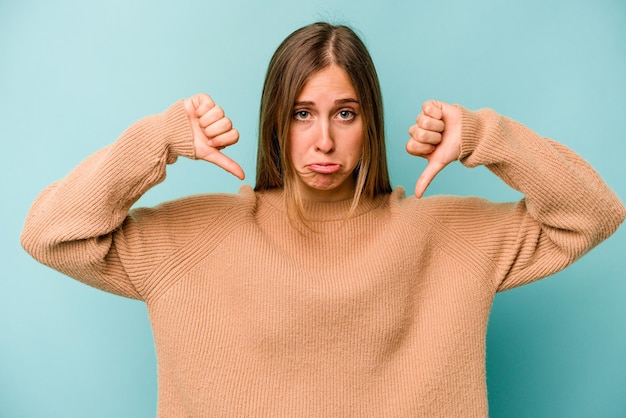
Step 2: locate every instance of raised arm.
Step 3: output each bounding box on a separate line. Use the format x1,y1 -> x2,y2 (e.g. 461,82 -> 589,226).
407,100 -> 625,290
21,94 -> 243,299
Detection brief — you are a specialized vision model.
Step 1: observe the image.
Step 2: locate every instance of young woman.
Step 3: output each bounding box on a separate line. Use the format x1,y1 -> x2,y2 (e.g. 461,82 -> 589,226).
21,22 -> 625,417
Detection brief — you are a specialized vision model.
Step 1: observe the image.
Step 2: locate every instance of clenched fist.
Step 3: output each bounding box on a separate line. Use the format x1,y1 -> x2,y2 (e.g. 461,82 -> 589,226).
406,100 -> 462,198
184,93 -> 245,180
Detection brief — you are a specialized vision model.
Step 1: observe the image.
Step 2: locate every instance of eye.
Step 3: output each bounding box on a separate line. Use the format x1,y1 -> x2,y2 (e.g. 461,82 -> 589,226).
337,110 -> 356,120
293,110 -> 310,120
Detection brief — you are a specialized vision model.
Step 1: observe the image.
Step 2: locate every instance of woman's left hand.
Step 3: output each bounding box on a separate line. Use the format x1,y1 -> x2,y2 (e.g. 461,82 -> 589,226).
406,100 -> 462,198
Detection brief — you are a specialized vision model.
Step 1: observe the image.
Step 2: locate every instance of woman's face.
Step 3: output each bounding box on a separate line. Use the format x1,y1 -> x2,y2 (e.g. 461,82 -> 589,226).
288,65 -> 364,202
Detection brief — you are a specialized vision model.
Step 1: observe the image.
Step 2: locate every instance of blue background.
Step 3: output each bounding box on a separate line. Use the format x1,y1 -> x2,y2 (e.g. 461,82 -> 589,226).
2,0 -> 625,416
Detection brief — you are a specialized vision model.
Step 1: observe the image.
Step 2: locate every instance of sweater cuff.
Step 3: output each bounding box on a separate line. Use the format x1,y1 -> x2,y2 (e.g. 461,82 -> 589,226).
457,105 -> 488,168
159,100 -> 196,164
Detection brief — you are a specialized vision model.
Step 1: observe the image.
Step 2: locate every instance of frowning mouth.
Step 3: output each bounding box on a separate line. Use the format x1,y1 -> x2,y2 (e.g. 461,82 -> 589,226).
307,163 -> 341,174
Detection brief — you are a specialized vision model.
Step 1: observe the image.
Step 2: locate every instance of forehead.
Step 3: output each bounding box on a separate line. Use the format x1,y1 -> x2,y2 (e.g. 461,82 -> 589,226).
296,65 -> 357,101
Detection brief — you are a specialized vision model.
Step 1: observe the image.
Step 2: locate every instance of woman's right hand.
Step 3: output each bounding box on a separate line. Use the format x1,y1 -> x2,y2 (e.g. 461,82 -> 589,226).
183,93 -> 245,180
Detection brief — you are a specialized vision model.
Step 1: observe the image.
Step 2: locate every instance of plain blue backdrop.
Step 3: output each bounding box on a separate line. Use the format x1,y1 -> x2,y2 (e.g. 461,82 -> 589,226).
2,0 -> 625,417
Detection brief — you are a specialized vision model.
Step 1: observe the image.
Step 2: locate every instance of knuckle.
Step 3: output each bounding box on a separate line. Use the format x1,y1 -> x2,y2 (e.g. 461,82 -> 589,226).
203,94 -> 215,106
223,117 -> 233,131
406,140 -> 420,155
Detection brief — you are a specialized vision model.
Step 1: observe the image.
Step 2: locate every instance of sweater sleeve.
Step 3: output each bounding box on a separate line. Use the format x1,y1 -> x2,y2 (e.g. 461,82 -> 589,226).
457,107 -> 625,292
20,101 -> 196,300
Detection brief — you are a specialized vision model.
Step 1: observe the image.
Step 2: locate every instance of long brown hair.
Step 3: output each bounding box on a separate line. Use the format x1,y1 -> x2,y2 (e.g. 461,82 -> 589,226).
255,22 -> 391,224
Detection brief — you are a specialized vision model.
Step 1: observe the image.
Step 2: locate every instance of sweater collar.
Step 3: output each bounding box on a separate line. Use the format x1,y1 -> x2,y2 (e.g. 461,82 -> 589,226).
255,187 -> 391,222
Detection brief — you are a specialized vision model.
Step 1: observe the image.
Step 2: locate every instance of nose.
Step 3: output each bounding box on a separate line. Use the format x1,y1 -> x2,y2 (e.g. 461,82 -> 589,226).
315,120 -> 334,153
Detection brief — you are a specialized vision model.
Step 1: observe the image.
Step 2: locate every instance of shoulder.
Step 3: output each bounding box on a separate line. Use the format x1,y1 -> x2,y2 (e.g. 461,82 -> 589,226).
389,187 -> 519,226
128,185 -> 258,230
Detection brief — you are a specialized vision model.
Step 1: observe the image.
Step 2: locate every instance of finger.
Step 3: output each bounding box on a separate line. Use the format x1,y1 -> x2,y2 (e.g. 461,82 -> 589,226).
198,105 -> 225,129
202,149 -> 245,180
416,113 -> 445,133
422,100 -> 443,120
408,125 -> 442,145
206,128 -> 239,149
204,117 -> 233,138
194,94 -> 215,117
406,138 -> 436,156
414,160 -> 445,198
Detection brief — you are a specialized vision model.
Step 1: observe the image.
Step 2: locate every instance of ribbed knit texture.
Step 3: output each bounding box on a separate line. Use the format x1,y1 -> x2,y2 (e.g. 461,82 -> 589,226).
21,101 -> 625,417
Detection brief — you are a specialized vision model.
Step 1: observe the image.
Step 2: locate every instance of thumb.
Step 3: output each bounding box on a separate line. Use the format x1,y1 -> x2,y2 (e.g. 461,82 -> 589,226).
200,148 -> 246,180
414,160 -> 445,198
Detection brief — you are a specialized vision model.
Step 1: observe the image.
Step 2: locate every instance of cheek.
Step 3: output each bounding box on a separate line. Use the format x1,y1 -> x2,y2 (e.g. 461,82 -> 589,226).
287,129 -> 304,160
347,126 -> 365,157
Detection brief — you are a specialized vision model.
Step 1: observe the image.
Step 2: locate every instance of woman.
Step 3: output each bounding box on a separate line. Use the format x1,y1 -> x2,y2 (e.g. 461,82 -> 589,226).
21,22 -> 625,417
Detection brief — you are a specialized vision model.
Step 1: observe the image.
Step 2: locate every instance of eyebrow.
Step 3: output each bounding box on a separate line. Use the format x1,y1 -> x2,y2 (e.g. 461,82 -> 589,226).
294,98 -> 360,106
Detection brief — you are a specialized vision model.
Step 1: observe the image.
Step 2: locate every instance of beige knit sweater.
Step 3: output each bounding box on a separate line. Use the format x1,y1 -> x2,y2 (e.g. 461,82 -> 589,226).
21,101 -> 625,417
